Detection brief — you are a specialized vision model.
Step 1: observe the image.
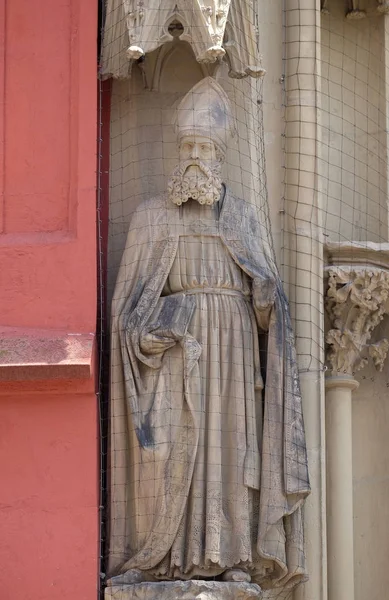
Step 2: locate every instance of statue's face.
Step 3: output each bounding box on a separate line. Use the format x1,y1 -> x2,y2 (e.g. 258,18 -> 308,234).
168,134 -> 223,207
179,135 -> 217,163
179,135 -> 218,178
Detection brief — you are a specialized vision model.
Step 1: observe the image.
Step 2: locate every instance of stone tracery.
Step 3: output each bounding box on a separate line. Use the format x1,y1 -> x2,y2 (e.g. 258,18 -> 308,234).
101,0 -> 265,79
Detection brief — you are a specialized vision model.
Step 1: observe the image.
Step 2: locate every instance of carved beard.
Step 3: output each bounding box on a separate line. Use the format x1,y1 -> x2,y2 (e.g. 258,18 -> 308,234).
167,159 -> 223,206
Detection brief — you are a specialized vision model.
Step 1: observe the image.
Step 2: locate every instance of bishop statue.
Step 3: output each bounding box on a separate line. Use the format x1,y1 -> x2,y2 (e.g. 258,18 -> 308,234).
108,77 -> 310,592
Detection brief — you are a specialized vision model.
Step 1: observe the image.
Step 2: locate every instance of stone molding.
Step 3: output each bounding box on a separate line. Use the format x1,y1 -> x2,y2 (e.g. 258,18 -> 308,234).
325,243 -> 389,376
325,374 -> 360,391
0,327 -> 95,382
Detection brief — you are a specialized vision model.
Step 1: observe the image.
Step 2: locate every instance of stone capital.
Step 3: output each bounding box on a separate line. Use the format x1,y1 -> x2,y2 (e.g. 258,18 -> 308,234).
325,243 -> 389,376
325,265 -> 389,375
325,374 -> 359,392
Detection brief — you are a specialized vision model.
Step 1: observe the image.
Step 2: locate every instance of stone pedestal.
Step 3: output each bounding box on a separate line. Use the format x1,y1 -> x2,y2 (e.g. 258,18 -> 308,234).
104,581 -> 262,600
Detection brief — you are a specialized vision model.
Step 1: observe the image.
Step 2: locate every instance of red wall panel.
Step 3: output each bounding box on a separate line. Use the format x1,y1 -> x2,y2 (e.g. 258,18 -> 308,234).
0,0 -> 99,598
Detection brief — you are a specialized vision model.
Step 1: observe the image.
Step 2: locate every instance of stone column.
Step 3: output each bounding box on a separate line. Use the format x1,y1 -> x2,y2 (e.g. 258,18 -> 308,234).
283,2 -> 326,600
325,246 -> 389,600
325,376 -> 358,600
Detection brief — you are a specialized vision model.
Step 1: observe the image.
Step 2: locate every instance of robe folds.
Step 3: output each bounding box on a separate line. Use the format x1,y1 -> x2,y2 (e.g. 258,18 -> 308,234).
108,188 -> 310,590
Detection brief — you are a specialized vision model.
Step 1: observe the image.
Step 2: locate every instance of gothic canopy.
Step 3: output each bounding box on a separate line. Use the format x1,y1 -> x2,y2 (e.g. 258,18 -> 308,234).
101,0 -> 266,80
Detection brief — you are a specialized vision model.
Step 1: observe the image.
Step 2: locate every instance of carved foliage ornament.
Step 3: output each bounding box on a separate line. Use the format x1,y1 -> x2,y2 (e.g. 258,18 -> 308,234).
101,0 -> 265,79
346,0 -> 366,18
325,267 -> 389,375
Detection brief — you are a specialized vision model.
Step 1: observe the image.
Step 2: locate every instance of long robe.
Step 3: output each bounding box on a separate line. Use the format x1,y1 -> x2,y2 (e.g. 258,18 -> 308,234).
108,189 -> 310,590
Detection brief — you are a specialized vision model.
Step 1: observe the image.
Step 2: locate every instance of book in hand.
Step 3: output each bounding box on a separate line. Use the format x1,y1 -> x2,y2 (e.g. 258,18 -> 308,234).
146,294 -> 196,341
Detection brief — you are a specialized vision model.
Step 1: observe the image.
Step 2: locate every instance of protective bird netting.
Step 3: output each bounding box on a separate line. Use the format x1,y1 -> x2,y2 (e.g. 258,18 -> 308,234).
97,1 -> 389,599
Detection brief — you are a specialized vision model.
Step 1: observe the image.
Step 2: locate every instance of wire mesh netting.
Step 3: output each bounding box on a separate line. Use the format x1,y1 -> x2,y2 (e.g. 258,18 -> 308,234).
97,1 -> 389,599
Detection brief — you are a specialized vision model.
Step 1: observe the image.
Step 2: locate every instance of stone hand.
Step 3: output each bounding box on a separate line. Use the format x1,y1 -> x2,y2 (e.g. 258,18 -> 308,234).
139,331 -> 177,355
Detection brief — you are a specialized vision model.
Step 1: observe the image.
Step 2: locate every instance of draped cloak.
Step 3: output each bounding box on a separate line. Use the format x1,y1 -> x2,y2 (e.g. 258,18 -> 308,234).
108,189 -> 311,590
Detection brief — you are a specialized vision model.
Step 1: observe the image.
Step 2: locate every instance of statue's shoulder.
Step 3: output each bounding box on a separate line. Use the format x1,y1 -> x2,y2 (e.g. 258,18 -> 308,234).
137,194 -> 167,212
223,190 -> 259,223
130,194 -> 168,226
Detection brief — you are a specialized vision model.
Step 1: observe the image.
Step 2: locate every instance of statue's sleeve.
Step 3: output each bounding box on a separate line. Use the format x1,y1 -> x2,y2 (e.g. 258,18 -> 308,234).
111,205 -> 152,329
242,202 -> 279,331
110,202 -> 166,424
252,277 -> 277,331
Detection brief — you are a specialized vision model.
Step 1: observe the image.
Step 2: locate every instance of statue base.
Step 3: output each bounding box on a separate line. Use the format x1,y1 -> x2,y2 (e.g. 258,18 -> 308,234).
104,580 -> 263,600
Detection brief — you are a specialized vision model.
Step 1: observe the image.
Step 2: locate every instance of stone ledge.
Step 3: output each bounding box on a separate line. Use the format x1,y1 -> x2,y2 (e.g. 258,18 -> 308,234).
325,241 -> 389,271
0,327 -> 95,381
104,581 -> 262,600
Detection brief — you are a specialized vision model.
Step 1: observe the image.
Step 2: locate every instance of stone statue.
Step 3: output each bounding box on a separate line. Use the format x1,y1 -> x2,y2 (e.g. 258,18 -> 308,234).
108,77 -> 310,597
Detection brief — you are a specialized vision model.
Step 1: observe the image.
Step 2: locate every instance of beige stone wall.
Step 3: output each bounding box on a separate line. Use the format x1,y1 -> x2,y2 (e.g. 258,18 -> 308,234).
321,4 -> 389,600
320,0 -> 388,243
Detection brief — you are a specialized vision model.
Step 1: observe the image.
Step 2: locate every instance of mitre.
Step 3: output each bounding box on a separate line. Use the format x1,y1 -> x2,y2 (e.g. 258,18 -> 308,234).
173,77 -> 234,154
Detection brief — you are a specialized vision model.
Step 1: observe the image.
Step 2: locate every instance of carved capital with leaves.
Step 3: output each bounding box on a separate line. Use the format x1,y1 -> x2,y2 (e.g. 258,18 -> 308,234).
325,266 -> 389,375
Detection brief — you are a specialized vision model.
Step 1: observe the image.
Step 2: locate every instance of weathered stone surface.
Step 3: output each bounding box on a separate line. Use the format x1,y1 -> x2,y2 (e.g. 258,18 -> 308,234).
0,327 -> 94,381
101,0 -> 265,80
105,580 -> 262,600
325,243 -> 389,375
107,77 -> 309,590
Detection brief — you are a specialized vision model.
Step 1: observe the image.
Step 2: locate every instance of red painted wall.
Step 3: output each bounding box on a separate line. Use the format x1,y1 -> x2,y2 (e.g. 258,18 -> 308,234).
0,0 -> 98,598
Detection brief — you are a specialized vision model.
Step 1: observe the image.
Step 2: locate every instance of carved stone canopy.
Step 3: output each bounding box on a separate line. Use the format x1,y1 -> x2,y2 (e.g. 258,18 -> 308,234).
325,242 -> 389,376
101,0 -> 266,80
